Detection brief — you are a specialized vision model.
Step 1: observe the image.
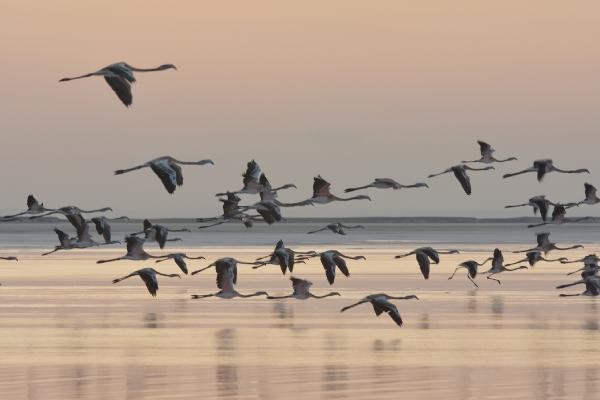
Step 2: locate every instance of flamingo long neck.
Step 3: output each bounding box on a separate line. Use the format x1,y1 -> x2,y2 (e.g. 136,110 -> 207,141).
311,292 -> 339,299
128,66 -> 166,72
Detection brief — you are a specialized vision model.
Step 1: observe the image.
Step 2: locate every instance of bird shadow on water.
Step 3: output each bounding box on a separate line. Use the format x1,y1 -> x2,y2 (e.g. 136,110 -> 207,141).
215,329 -> 239,398
143,312 -> 160,329
322,364 -> 348,399
271,302 -> 295,329
491,295 -> 504,329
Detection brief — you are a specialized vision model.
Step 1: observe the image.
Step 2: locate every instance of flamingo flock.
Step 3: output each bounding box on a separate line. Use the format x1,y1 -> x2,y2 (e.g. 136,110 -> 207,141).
0,62 -> 597,327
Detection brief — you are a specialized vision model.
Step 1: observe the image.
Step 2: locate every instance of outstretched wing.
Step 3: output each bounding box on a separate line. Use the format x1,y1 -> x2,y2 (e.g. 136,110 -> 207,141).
150,161 -> 178,194
313,176 -> 332,198
104,76 -> 133,107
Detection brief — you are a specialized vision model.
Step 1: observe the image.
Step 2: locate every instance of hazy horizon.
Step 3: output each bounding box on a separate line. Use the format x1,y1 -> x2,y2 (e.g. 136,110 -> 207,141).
2,1 -> 600,219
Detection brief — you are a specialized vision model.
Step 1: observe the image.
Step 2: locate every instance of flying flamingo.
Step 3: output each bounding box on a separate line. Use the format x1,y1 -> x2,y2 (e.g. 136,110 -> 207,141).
344,179 -> 428,193
504,250 -> 567,268
340,294 -> 419,327
133,219 -> 190,249
461,140 -> 518,164
253,240 -> 317,274
96,236 -> 162,264
556,276 -> 600,297
289,176 -> 371,206
503,159 -> 589,181
568,183 -> 600,207
155,253 -> 206,275
428,165 -> 495,195
483,248 -> 528,284
112,268 -> 180,297
2,195 -> 54,220
448,258 -> 493,287
505,195 -> 557,222
395,247 -> 460,279
267,277 -> 341,300
115,156 -> 214,194
527,204 -> 591,228
216,160 -> 296,197
91,216 -> 128,244
30,205 -> 113,220
59,62 -> 177,107
0,256 -> 17,262
307,223 -> 365,235
197,192 -> 259,229
190,258 -> 268,299
513,232 -> 583,255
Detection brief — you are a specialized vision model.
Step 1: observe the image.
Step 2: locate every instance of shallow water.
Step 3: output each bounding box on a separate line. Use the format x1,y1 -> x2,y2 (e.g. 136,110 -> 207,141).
1,223 -> 599,399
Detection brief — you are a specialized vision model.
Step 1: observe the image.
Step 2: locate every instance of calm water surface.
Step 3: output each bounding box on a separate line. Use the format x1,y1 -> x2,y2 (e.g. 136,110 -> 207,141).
1,223 -> 599,399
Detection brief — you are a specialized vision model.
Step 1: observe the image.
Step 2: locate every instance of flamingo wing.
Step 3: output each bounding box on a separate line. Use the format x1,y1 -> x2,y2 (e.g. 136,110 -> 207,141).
104,76 -> 133,107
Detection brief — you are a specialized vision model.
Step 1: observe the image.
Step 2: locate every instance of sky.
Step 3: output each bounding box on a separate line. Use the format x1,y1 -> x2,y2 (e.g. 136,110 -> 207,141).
1,1 -> 600,218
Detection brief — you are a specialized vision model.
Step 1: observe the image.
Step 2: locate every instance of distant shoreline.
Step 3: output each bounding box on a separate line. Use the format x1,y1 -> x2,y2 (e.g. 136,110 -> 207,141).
2,216 -> 600,224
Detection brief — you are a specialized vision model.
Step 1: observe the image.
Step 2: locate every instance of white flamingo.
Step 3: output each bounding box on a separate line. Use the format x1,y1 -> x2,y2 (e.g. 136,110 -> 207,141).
59,62 -> 177,107
527,205 -> 591,228
115,156 -> 214,194
428,165 -> 495,195
96,236 -> 162,264
112,268 -> 180,297
307,223 -> 365,235
340,294 -> 419,327
503,159 -> 589,181
154,253 -> 206,275
448,258 -> 493,287
461,140 -> 517,164
267,277 -> 341,300
2,195 -> 54,220
190,258 -> 268,299
513,232 -> 583,255
344,179 -> 428,193
395,247 -> 460,279
505,195 -> 557,222
483,248 -> 528,285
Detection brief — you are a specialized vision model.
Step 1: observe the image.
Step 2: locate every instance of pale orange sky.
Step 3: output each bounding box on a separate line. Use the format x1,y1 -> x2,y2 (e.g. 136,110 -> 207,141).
1,1 -> 600,217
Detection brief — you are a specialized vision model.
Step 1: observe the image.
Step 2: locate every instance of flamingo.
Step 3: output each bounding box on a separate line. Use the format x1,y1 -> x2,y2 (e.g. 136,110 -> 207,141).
59,62 -> 177,107
197,192 -> 259,229
461,140 -> 517,164
112,268 -> 180,297
133,219 -> 190,249
505,195 -> 557,222
314,250 -> 366,285
190,258 -> 268,299
569,183 -> 600,207
556,276 -> 600,297
154,253 -> 205,275
216,160 -> 296,197
96,236 -> 162,264
289,176 -> 371,206
114,156 -> 214,194
340,294 -> 419,327
395,247 -> 460,279
267,277 -> 341,300
483,248 -> 527,285
560,254 -> 600,266
503,159 -> 589,181
43,214 -> 120,255
505,250 -> 567,268
448,258 -> 493,287
428,165 -> 495,195
513,232 -> 584,255
2,195 -> 54,220
91,216 -> 128,244
0,256 -> 17,262
30,205 -> 113,220
253,240 -> 317,274
307,223 -> 365,235
527,204 -> 591,228
344,179 -> 428,193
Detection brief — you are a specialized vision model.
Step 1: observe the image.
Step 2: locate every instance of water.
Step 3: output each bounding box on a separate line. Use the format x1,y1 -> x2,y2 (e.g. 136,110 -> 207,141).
1,222 -> 599,399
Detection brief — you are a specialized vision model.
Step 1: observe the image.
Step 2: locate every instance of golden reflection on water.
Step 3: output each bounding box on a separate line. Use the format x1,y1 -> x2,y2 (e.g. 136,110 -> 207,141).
1,248 -> 600,399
